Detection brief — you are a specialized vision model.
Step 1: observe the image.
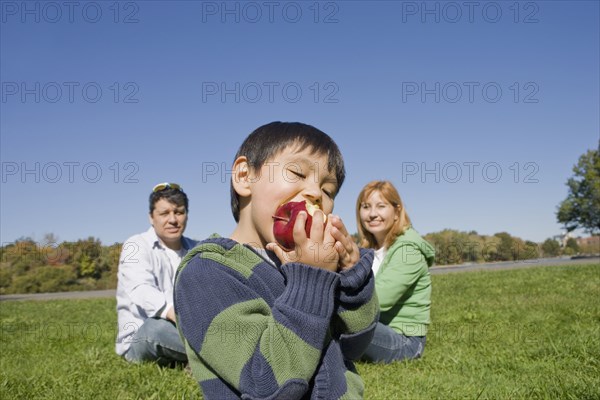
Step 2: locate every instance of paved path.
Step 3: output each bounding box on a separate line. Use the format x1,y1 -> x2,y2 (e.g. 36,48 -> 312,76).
429,255 -> 599,274
0,289 -> 116,302
1,256 -> 598,302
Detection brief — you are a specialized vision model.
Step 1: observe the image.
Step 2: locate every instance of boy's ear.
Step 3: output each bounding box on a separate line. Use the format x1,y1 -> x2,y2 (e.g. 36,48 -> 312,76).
231,156 -> 252,198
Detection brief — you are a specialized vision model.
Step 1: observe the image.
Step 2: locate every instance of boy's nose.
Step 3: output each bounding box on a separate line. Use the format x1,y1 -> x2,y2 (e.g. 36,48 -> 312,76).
303,185 -> 322,206
304,193 -> 321,206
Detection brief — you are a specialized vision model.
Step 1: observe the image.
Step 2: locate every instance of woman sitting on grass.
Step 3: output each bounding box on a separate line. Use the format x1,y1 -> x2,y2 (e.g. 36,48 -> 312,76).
356,180 -> 435,363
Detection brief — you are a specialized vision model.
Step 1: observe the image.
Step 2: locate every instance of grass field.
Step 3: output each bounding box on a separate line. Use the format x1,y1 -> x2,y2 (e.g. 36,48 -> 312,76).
1,263 -> 598,399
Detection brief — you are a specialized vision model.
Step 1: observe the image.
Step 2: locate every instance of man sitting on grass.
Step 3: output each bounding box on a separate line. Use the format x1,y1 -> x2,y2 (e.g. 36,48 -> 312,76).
116,182 -> 197,366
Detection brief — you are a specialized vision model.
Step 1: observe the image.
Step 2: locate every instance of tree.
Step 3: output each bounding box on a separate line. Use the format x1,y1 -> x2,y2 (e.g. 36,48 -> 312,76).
557,147 -> 600,234
522,240 -> 540,260
563,238 -> 580,256
494,232 -> 515,261
541,239 -> 561,257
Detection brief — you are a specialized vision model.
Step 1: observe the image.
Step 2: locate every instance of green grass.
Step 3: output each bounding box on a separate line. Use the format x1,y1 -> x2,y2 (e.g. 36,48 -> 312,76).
1,264 -> 599,399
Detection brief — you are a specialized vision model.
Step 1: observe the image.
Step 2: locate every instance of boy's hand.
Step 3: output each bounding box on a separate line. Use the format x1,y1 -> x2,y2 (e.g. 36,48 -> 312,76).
328,214 -> 360,271
268,210 -> 339,272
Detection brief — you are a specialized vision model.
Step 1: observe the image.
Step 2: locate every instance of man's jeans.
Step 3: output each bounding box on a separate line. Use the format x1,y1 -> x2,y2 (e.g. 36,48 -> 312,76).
361,322 -> 426,364
124,317 -> 187,366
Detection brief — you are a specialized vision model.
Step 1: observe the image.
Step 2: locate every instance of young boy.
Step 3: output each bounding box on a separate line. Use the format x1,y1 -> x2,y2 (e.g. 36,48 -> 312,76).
174,122 -> 378,399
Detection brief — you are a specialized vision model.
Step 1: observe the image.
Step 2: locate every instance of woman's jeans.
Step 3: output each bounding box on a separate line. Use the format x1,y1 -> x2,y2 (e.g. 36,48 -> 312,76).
361,322 -> 426,364
124,317 -> 187,366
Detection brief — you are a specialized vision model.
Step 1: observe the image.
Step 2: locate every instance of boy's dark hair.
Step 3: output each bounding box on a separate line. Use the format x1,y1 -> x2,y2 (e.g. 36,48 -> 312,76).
149,188 -> 189,214
230,121 -> 346,222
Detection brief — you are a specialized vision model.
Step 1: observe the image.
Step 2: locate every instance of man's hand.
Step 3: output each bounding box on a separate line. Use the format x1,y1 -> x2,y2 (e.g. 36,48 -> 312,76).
166,305 -> 176,323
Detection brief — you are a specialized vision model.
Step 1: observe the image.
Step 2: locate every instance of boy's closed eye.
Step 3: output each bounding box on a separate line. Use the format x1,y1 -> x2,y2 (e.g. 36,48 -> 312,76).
322,178 -> 338,198
322,186 -> 337,199
288,169 -> 306,180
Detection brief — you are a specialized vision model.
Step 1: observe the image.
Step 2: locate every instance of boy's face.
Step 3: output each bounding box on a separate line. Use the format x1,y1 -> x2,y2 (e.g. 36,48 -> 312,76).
234,145 -> 339,248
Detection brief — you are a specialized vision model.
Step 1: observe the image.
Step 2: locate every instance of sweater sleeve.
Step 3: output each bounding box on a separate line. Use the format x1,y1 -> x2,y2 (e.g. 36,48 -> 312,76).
175,252 -> 339,399
376,243 -> 427,311
333,248 -> 379,360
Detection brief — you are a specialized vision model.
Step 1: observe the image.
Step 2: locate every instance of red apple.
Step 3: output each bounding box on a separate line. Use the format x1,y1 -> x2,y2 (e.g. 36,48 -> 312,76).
272,200 -> 324,250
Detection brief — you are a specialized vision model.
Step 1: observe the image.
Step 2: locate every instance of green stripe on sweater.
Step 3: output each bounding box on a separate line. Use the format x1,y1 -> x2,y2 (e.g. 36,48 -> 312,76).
200,299 -> 272,387
341,370 -> 364,399
259,321 -> 321,385
198,243 -> 263,279
184,339 -> 218,383
337,295 -> 379,333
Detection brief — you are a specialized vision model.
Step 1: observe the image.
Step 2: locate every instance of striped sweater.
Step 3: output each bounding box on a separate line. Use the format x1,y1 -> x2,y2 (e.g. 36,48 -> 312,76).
174,236 -> 378,399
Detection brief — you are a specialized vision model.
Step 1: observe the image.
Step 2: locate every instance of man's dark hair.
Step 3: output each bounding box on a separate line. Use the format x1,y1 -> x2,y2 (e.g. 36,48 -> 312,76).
230,121 -> 346,222
149,188 -> 189,214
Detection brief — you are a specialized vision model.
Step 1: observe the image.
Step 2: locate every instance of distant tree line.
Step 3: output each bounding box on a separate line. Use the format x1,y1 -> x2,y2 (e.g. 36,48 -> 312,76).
0,235 -> 121,295
422,230 -> 588,265
0,231 -> 596,295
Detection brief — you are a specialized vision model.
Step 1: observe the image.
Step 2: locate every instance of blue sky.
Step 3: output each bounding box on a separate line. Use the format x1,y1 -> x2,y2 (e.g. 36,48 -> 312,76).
1,0 -> 598,246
